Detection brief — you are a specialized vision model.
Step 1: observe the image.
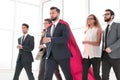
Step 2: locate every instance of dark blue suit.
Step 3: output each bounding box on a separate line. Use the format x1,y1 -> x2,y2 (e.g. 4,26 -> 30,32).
13,34 -> 35,80
44,22 -> 72,80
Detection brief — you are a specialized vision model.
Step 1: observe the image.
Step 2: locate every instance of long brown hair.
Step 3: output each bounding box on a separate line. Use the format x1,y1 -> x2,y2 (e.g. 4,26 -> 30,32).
86,14 -> 101,28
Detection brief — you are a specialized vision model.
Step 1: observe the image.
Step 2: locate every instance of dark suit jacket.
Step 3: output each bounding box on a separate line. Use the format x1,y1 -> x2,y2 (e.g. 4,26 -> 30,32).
102,22 -> 120,59
17,34 -> 34,63
46,22 -> 72,60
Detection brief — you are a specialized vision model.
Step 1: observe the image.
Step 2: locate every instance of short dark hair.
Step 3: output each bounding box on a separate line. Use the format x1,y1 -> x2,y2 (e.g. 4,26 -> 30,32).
22,23 -> 29,28
44,18 -> 52,24
50,7 -> 60,13
105,9 -> 115,18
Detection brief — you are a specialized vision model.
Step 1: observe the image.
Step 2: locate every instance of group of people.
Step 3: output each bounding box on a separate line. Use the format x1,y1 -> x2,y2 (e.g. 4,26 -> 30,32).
12,6 -> 120,80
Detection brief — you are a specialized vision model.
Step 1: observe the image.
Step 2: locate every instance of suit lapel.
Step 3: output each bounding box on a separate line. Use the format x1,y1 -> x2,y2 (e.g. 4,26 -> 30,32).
107,22 -> 115,38
22,34 -> 29,44
102,22 -> 115,50
52,23 -> 59,36
47,23 -> 60,37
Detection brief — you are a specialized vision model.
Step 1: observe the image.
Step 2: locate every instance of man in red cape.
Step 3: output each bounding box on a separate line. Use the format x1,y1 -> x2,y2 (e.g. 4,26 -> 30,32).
59,19 -> 95,80
43,6 -> 95,80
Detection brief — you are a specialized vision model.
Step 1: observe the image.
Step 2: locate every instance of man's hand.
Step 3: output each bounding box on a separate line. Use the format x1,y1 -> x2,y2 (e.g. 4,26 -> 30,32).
17,45 -> 23,49
42,37 -> 51,43
105,47 -> 112,53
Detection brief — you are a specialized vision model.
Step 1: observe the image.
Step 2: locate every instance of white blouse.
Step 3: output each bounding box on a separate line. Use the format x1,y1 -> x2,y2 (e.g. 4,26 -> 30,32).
83,27 -> 101,59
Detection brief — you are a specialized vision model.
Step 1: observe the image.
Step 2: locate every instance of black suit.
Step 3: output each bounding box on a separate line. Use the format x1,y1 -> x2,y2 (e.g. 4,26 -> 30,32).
44,22 -> 72,80
38,31 -> 62,80
13,34 -> 35,80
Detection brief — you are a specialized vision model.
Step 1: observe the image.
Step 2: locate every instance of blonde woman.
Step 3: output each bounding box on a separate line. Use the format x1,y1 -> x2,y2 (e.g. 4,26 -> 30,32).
82,14 -> 102,80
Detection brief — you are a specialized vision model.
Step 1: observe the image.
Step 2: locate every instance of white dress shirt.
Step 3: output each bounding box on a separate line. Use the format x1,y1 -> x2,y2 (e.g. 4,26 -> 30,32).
50,19 -> 60,36
83,27 -> 101,59
21,33 -> 28,44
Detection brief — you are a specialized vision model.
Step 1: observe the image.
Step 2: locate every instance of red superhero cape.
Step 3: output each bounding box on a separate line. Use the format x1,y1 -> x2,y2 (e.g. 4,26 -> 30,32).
59,19 -> 95,80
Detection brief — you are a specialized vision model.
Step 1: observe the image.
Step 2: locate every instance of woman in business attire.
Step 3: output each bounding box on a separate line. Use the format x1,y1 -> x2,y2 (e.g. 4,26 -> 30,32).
82,14 -> 102,80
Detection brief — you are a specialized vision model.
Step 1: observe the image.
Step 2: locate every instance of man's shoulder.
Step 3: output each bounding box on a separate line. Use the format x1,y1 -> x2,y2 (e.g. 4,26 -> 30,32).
18,37 -> 21,40
58,19 -> 70,28
59,19 -> 69,25
113,22 -> 120,25
112,22 -> 120,31
27,34 -> 34,39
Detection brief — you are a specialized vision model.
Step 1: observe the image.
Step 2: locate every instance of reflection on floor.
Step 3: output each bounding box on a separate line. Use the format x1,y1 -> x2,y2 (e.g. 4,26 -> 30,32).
0,67 -> 116,80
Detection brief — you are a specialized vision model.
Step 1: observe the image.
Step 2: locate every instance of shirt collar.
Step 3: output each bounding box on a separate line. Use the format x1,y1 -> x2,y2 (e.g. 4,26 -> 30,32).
52,19 -> 60,26
23,33 -> 28,38
107,21 -> 114,28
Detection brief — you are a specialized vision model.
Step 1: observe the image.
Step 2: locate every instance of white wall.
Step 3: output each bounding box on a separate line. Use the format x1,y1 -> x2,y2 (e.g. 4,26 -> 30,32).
0,0 -> 41,70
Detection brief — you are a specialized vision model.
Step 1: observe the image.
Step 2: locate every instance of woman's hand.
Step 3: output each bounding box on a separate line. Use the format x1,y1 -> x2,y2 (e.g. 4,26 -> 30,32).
39,45 -> 45,49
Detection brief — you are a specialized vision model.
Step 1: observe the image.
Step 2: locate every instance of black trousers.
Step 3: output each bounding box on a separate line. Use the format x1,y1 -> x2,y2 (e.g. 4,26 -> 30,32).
102,52 -> 120,80
38,58 -> 62,80
44,53 -> 72,80
82,58 -> 101,80
13,62 -> 34,80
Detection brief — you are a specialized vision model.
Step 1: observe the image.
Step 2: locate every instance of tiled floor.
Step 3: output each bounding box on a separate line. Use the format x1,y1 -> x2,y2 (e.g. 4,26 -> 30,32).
0,68 -> 116,80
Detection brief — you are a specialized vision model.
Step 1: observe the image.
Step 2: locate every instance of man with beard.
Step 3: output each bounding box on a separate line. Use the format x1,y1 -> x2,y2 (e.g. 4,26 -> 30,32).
102,9 -> 120,80
37,18 -> 62,80
42,7 -> 72,80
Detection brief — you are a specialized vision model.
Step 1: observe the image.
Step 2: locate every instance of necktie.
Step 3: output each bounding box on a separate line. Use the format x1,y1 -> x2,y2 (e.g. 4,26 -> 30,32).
22,35 -> 25,44
105,24 -> 109,48
51,24 -> 56,36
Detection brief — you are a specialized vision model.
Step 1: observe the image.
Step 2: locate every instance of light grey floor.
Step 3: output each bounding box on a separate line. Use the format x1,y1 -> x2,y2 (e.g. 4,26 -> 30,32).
0,67 -> 116,80
0,69 -> 64,80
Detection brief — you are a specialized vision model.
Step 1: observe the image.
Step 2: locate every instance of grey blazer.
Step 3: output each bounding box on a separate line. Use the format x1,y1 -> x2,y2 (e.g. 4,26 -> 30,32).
102,22 -> 120,59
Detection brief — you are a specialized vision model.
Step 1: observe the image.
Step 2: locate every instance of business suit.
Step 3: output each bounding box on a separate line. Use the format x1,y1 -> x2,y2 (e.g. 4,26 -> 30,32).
38,30 -> 62,80
102,22 -> 120,80
13,34 -> 35,80
38,55 -> 62,80
44,22 -> 72,80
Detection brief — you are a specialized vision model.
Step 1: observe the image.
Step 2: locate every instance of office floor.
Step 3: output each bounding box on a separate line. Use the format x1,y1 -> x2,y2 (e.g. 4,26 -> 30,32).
0,69 -> 64,80
0,68 -> 116,80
